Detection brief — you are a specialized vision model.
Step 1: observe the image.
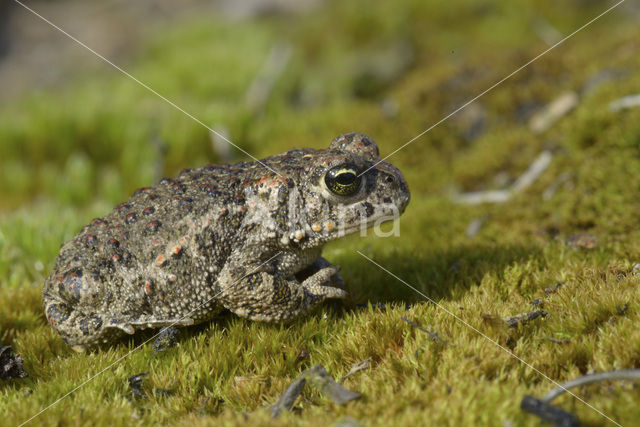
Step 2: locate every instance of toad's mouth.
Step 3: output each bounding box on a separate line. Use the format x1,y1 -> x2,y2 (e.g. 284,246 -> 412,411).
330,209 -> 404,237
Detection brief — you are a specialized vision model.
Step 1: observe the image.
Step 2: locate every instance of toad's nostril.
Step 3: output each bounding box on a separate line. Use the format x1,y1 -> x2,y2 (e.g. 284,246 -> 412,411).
385,175 -> 395,183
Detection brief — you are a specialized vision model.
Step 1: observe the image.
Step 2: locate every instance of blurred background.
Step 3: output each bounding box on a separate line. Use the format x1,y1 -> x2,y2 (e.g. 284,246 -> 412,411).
1,0 -> 639,292
0,0 -> 637,207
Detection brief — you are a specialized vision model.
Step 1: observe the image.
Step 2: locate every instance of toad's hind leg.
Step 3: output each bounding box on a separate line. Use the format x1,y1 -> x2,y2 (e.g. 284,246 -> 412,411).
44,298 -> 123,352
45,299 -> 197,352
114,316 -> 197,332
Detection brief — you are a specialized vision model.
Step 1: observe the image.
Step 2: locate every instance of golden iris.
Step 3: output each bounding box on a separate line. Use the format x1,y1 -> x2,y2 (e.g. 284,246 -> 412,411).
324,164 -> 361,196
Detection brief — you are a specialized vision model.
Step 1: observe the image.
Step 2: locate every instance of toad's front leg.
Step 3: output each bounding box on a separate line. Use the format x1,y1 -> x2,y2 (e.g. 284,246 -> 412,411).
218,263 -> 347,322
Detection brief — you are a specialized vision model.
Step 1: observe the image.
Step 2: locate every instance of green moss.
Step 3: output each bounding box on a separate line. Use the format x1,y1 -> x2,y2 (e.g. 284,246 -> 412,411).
3,0 -> 640,425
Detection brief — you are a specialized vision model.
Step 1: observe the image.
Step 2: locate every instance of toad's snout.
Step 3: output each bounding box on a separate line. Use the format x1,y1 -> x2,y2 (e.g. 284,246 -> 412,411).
377,163 -> 410,214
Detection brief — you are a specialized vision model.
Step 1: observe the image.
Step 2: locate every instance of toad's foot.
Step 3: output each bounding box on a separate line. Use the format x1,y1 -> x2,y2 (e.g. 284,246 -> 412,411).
296,257 -> 345,290
221,264 -> 347,323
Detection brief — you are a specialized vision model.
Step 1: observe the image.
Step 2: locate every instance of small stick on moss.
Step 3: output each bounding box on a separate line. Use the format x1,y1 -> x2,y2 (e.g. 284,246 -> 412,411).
269,364 -> 361,418
465,217 -> 485,238
339,358 -> 371,383
505,310 -> 547,327
529,92 -> 578,134
245,42 -> 292,113
542,369 -> 640,403
521,369 -> 640,426
401,317 -> 451,346
293,347 -> 309,365
521,395 -> 580,427
452,150 -> 553,205
609,93 -> 640,112
269,376 -> 306,418
304,365 -> 361,404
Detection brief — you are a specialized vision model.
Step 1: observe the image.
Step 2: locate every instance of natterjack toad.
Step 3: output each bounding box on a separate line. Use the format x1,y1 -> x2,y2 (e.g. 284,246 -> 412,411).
43,133 -> 410,351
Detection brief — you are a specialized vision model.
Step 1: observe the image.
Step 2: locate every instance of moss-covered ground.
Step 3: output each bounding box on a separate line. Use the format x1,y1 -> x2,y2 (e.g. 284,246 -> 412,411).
2,0 -> 640,425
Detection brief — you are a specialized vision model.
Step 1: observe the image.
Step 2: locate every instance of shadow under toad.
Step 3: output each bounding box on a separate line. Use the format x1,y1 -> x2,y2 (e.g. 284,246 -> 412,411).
342,243 -> 543,306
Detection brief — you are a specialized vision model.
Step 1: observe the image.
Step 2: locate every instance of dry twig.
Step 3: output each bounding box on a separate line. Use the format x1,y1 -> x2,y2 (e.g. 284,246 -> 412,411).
339,358 -> 371,383
542,369 -> 640,402
453,150 -> 553,205
609,93 -> 640,112
529,92 -> 579,133
269,364 -> 361,418
522,369 -> 640,426
401,317 -> 451,346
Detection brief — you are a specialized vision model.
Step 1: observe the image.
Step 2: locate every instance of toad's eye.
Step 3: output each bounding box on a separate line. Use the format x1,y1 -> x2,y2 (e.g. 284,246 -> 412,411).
324,164 -> 362,196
